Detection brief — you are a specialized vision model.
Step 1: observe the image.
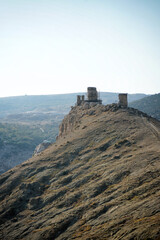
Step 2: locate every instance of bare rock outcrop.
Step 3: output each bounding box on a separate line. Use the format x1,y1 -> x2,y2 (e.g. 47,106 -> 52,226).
33,140 -> 52,156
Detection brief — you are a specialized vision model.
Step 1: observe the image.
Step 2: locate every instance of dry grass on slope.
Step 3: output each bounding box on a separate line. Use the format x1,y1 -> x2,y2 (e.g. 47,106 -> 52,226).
0,105 -> 160,240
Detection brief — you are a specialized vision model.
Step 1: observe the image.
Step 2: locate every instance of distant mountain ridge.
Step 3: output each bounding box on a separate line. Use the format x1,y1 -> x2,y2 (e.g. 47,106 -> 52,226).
129,93 -> 160,120
0,92 -> 146,119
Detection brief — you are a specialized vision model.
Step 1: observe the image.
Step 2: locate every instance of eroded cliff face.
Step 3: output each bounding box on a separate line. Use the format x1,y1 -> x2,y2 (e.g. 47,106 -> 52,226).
0,105 -> 160,240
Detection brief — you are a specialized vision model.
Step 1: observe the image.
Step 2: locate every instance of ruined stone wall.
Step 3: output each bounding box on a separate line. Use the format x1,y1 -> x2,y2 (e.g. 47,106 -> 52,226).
77,95 -> 85,106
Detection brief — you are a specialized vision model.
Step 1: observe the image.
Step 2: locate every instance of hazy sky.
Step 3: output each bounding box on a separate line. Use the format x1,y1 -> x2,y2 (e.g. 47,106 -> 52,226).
0,0 -> 160,97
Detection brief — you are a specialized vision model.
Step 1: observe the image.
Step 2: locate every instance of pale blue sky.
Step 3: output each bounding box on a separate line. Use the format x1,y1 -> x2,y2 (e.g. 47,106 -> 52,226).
0,0 -> 160,97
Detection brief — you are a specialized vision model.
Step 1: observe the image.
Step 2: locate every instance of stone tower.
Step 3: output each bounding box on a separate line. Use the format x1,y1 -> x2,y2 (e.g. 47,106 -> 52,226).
87,87 -> 98,101
118,93 -> 128,107
87,87 -> 102,104
76,87 -> 102,105
77,95 -> 85,106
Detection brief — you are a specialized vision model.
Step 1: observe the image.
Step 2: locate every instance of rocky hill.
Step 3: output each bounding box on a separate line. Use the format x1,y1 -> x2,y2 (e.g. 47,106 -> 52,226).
129,93 -> 160,120
0,104 -> 160,240
0,92 -> 146,175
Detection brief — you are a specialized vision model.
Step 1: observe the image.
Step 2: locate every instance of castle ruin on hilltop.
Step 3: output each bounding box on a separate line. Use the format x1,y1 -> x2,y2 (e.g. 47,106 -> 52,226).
77,87 -> 102,106
59,88 -> 128,139
76,87 -> 128,107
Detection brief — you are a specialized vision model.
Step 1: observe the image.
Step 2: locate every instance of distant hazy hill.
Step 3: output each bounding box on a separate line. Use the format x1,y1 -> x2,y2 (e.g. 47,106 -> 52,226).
0,104 -> 160,239
0,121 -> 60,174
0,92 -> 146,119
129,93 -> 160,120
0,94 -> 76,119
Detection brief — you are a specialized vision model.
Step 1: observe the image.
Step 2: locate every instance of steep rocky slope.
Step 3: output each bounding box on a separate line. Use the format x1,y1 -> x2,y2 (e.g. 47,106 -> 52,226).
0,92 -> 147,175
0,104 -> 160,240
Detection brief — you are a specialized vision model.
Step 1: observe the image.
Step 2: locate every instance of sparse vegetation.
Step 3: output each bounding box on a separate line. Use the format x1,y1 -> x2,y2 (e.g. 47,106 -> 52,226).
0,104 -> 159,239
0,92 -> 154,174
0,122 -> 59,149
0,121 -> 60,174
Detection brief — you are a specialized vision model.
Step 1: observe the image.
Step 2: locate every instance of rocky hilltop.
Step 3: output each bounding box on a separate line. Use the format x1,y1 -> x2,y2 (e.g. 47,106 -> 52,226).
0,104 -> 160,240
